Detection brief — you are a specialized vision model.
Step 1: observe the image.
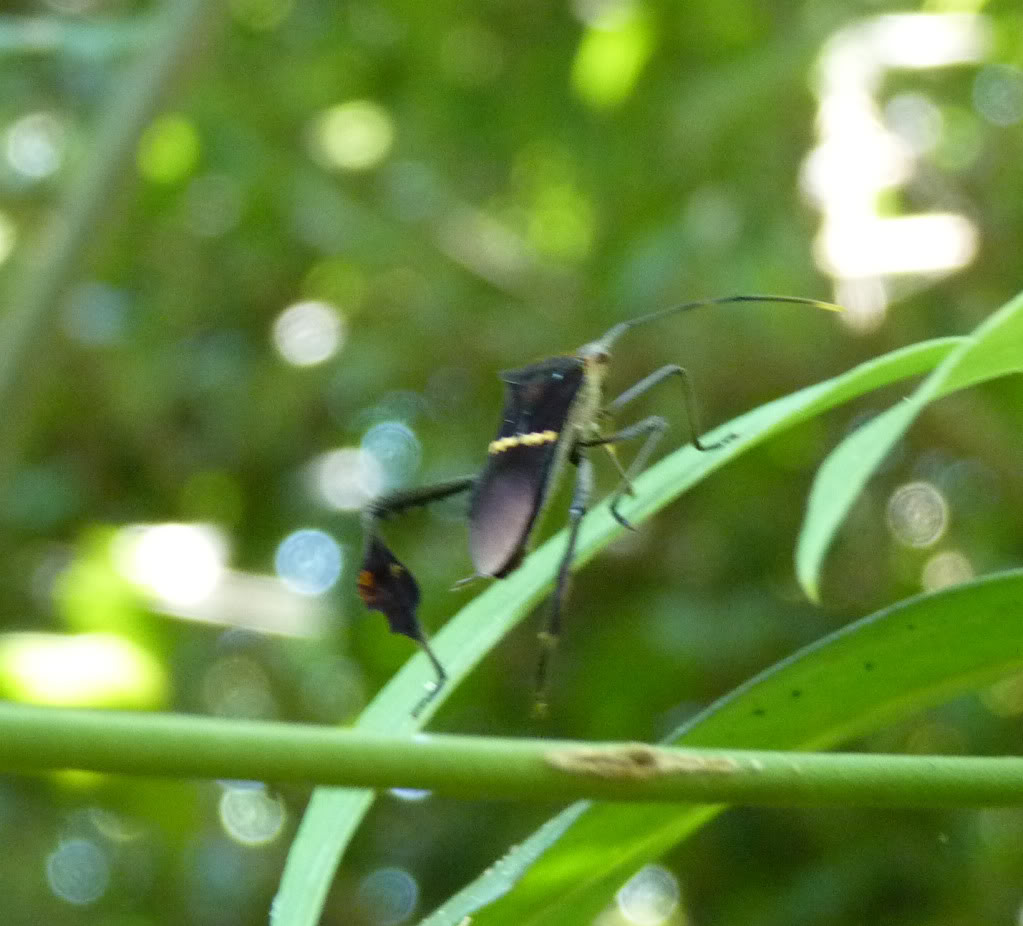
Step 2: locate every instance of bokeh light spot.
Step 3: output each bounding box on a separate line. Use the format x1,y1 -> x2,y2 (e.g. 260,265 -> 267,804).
274,529 -> 343,596
388,788 -> 432,802
973,64 -> 1023,126
88,807 -> 147,844
802,13 -> 988,321
615,864 -> 681,926
137,113 -> 200,184
885,92 -> 943,154
921,548 -> 973,592
886,481 -> 949,548
218,784 -> 287,846
201,654 -> 277,719
573,0 -> 633,26
46,838 -> 110,906
0,632 -> 166,708
311,100 -> 394,172
114,523 -> 226,607
361,421 -> 421,488
5,111 -> 65,180
272,300 -> 345,367
356,866 -> 419,926
571,5 -> 653,109
312,448 -> 384,511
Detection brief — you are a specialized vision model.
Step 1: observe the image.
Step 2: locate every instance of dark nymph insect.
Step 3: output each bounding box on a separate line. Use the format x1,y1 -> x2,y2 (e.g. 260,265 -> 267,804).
356,295 -> 839,715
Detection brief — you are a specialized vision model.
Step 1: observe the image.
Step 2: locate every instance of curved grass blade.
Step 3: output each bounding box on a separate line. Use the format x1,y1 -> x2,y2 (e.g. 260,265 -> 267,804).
272,336 -> 961,926
426,569 -> 1023,926
797,290 -> 1023,601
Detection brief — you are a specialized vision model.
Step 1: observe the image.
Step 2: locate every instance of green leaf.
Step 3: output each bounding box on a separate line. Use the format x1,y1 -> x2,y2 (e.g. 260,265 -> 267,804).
796,290 -> 1023,600
272,335 -> 961,926
429,569 -> 1023,926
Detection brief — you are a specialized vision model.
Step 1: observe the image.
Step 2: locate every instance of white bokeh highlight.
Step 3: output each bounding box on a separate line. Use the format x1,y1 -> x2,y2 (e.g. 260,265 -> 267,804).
272,300 -> 345,367
114,523 -> 227,607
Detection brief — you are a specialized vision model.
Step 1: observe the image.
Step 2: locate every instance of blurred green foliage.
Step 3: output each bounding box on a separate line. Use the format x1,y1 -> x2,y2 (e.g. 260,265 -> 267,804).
1,0 -> 1023,924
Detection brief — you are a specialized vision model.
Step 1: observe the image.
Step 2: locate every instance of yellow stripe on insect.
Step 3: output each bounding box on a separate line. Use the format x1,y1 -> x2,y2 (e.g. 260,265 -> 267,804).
488,429 -> 559,455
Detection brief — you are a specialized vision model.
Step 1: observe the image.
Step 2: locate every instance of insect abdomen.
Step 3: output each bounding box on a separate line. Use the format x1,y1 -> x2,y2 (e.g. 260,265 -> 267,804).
468,357 -> 586,577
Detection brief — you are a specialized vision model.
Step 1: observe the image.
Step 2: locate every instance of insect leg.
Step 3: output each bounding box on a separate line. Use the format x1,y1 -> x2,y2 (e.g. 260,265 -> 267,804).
583,416 -> 667,530
534,451 -> 594,717
361,475 -> 477,601
358,476 -> 475,715
607,364 -> 731,452
411,639 -> 447,718
363,476 -> 476,527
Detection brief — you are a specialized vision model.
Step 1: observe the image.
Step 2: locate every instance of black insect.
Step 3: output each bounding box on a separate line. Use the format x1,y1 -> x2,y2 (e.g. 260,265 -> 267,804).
356,295 -> 838,714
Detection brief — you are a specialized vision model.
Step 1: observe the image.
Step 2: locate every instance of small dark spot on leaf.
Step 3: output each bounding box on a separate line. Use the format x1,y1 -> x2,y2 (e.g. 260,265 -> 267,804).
907,623 -> 916,631
791,689 -> 802,698
864,661 -> 875,671
753,708 -> 766,717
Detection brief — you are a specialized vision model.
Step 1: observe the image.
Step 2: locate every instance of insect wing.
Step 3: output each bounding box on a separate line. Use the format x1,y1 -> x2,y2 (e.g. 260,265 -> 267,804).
357,534 -> 425,643
469,357 -> 585,577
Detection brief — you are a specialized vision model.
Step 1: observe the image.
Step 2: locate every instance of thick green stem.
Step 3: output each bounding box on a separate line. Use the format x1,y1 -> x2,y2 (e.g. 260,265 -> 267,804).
2,703 -> 1022,808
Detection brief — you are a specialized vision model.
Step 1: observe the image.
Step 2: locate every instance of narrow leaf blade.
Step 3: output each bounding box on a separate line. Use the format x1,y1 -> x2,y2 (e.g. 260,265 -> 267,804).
434,570 -> 1023,926
796,290 -> 1023,600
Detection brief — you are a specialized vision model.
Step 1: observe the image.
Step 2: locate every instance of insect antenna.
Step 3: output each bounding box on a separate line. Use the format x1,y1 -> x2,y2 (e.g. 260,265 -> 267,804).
596,294 -> 843,351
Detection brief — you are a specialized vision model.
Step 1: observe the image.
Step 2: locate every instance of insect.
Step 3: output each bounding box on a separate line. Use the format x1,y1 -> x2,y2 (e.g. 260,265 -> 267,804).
356,295 -> 839,715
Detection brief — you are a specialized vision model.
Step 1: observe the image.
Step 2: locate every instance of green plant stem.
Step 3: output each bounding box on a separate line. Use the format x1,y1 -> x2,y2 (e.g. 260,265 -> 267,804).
0,0 -> 218,471
2,702 -> 1023,808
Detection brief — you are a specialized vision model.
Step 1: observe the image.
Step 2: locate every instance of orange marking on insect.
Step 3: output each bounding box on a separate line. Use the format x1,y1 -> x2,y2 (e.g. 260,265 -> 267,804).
357,570 -> 376,595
